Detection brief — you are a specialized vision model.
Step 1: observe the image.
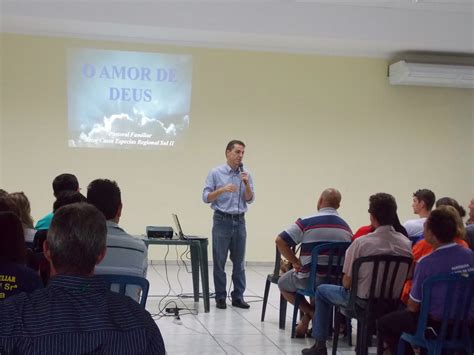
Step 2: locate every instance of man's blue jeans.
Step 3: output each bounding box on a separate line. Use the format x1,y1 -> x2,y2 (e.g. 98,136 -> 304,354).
212,212 -> 247,301
312,285 -> 350,341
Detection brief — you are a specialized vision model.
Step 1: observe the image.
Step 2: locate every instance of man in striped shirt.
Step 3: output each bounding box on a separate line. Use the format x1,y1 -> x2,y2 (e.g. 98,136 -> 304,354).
276,188 -> 352,337
0,203 -> 165,355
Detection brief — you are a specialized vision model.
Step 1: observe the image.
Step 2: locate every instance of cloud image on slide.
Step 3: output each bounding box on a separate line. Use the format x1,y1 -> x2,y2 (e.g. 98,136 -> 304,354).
68,111 -> 190,149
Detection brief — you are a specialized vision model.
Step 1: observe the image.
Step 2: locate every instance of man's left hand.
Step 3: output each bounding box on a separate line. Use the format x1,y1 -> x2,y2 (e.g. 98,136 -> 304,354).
240,172 -> 249,185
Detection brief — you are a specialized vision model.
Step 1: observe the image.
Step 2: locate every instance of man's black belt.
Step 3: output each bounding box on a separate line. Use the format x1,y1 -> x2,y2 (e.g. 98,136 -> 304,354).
214,210 -> 244,219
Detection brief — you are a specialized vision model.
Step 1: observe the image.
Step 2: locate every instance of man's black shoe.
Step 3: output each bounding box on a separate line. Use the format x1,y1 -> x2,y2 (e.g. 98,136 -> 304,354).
231,299 -> 250,309
301,343 -> 327,355
216,299 -> 227,309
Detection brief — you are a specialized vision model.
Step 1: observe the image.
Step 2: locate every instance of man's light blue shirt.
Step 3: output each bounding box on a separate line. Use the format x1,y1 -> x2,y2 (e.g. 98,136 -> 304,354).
202,164 -> 255,215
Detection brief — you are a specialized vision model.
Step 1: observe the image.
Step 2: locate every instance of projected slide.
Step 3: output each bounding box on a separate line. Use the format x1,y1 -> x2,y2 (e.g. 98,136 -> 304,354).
67,48 -> 193,149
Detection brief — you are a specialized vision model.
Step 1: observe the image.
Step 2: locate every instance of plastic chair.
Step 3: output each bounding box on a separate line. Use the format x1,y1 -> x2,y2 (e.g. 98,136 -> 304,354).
261,246 -> 290,329
291,242 -> 351,338
397,272 -> 474,355
332,254 -> 412,355
97,274 -> 150,308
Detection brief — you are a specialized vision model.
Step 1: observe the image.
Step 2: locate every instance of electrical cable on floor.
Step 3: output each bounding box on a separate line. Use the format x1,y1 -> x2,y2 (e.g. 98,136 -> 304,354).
150,244 -> 199,320
180,247 -> 192,274
175,245 -> 184,296
153,245 -> 172,317
226,279 -> 264,304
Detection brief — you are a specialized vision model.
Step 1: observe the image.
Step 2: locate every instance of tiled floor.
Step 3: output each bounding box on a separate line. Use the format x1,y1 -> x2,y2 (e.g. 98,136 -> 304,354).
146,262 -> 359,355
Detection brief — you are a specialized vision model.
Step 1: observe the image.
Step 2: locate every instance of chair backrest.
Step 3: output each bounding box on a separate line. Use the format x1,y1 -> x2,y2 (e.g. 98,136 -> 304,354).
348,254 -> 412,316
307,242 -> 351,292
414,272 -> 474,344
97,274 -> 150,308
271,247 -> 283,282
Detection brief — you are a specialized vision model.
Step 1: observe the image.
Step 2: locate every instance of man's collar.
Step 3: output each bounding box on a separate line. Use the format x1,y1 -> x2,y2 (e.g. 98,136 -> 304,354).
106,220 -> 120,228
432,243 -> 457,252
318,207 -> 338,213
49,275 -> 108,291
226,163 -> 239,173
375,225 -> 395,231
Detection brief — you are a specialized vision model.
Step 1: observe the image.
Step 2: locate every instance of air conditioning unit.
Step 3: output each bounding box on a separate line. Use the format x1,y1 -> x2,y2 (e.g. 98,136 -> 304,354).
389,60 -> 474,89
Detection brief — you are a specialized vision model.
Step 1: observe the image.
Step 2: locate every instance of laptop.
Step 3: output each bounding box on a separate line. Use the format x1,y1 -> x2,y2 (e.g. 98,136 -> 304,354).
172,213 -> 206,240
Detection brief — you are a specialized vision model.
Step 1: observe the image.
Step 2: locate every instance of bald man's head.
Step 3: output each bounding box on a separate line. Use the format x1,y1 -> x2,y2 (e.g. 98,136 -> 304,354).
317,188 -> 341,210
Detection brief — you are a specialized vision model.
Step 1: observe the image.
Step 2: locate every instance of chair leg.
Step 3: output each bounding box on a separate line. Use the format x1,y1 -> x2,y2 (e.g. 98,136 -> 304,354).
376,329 -> 384,355
261,279 -> 271,322
279,294 -> 287,330
359,319 -> 369,355
355,320 -> 361,355
396,338 -> 406,355
332,309 -> 341,355
346,317 -> 352,346
291,294 -> 301,338
329,306 -> 334,337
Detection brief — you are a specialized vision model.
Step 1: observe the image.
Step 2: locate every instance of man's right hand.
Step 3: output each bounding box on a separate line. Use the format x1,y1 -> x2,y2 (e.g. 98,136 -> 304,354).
292,260 -> 302,272
206,184 -> 237,202
220,184 -> 237,193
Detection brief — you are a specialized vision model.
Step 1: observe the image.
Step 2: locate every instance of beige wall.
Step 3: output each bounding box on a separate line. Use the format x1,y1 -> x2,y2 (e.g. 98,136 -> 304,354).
1,34 -> 473,262
0,36 -> 4,187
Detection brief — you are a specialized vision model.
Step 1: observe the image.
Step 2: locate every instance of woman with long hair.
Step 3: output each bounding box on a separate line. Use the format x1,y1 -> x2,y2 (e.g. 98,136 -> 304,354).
9,191 -> 36,244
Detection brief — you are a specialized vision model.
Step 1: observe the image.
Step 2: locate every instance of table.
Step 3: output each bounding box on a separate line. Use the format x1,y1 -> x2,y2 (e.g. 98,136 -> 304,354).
144,237 -> 210,313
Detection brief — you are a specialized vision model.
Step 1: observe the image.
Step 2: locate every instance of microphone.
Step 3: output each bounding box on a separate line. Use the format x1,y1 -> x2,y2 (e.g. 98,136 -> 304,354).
239,163 -> 247,185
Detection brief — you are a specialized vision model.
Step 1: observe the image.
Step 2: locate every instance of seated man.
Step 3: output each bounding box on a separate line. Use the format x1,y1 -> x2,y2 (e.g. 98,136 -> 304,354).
0,203 -> 165,354
403,189 -> 435,241
35,173 -> 80,230
276,188 -> 352,337
302,193 -> 413,355
400,204 -> 469,305
377,207 -> 474,355
87,179 -> 148,279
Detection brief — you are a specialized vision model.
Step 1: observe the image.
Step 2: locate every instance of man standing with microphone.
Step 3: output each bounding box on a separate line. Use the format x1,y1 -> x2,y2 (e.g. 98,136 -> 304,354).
203,140 -> 255,310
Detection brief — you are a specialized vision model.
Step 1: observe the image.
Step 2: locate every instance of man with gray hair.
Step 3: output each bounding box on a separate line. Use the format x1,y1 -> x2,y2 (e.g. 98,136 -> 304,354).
0,203 -> 165,354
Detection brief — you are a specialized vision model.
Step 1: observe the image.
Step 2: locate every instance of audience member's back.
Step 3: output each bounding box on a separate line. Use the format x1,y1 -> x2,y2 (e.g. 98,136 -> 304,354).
87,179 -> 148,278
0,211 -> 43,300
35,173 -> 80,230
0,203 -> 165,354
403,188 -> 435,240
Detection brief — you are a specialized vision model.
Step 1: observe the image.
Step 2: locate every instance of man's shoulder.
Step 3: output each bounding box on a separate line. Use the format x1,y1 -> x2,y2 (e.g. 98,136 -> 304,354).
300,210 -> 349,226
106,226 -> 147,250
2,286 -> 48,314
419,244 -> 472,265
35,212 -> 53,230
352,227 -> 410,250
403,218 -> 425,229
210,164 -> 228,174
105,288 -> 147,311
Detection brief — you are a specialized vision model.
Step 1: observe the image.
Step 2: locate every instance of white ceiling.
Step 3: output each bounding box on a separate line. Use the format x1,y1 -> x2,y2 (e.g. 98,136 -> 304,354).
1,0 -> 473,58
